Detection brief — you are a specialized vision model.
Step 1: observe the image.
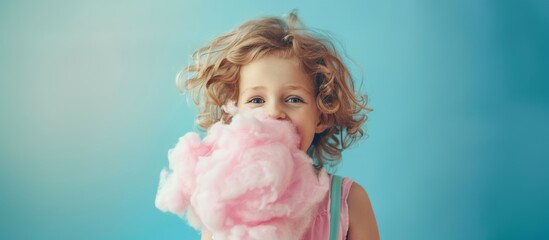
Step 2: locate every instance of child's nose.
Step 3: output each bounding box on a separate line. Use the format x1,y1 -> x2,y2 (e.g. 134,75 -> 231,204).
266,103 -> 287,120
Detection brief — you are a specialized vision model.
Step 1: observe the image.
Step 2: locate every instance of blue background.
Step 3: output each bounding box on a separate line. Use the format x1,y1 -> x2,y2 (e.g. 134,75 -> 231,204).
1,0 -> 548,239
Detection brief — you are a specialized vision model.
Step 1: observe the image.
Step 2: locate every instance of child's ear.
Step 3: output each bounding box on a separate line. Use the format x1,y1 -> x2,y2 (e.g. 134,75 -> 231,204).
315,114 -> 330,133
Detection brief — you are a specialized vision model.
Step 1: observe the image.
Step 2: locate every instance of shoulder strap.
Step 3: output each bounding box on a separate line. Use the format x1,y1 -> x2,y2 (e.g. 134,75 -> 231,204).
329,175 -> 343,240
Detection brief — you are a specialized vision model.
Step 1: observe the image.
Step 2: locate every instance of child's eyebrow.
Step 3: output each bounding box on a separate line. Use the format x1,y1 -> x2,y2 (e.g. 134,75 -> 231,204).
241,86 -> 265,95
284,85 -> 313,95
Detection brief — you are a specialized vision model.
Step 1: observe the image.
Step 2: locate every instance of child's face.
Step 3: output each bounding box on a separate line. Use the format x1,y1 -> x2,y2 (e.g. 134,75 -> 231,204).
237,55 -> 328,152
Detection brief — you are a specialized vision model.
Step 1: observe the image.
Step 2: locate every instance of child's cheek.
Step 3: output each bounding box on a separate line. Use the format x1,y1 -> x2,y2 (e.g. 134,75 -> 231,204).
290,124 -> 303,149
296,127 -> 309,152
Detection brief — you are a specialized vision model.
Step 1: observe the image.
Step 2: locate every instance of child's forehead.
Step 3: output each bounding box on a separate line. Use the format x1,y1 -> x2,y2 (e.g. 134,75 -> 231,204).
243,54 -> 310,75
238,55 -> 316,93
241,55 -> 308,79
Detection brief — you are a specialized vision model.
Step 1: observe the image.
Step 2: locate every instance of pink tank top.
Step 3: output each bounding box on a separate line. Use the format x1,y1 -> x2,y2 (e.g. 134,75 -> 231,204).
301,176 -> 354,240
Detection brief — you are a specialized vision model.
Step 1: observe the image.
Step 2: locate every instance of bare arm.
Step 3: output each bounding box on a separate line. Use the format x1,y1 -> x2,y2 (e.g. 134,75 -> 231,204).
201,229 -> 213,240
347,182 -> 379,240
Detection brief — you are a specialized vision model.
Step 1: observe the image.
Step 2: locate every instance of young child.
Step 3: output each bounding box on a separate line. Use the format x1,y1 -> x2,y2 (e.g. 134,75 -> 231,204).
178,11 -> 379,240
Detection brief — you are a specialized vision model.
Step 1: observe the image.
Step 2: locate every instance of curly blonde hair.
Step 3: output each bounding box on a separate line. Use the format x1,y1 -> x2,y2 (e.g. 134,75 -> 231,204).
177,11 -> 372,168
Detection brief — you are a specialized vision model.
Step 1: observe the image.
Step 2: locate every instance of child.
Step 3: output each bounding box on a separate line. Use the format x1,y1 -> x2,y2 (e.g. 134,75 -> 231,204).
178,11 -> 379,240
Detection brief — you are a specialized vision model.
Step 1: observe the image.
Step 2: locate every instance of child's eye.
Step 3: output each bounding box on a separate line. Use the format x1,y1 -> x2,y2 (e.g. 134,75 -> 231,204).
248,97 -> 265,104
286,96 -> 304,103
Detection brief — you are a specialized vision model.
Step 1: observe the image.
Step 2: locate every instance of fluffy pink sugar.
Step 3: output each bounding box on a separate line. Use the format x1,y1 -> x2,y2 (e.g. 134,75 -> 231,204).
186,206 -> 205,229
246,111 -> 301,148
170,133 -> 209,189
190,149 -> 245,230
193,109 -> 327,239
155,170 -> 184,214
156,107 -> 329,239
190,182 -> 227,230
277,152 -> 330,218
155,132 -> 211,215
190,149 -> 287,231
215,109 -> 301,150
220,144 -> 293,201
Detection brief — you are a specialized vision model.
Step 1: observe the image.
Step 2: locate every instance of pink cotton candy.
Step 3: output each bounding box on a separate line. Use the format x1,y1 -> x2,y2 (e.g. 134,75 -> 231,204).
155,107 -> 329,240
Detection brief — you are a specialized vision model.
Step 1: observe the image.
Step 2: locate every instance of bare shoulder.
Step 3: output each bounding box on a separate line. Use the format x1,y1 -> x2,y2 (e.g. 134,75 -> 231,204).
347,182 -> 380,240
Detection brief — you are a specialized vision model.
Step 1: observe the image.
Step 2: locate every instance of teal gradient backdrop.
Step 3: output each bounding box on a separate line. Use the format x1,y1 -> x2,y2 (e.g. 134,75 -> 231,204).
1,0 -> 548,239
